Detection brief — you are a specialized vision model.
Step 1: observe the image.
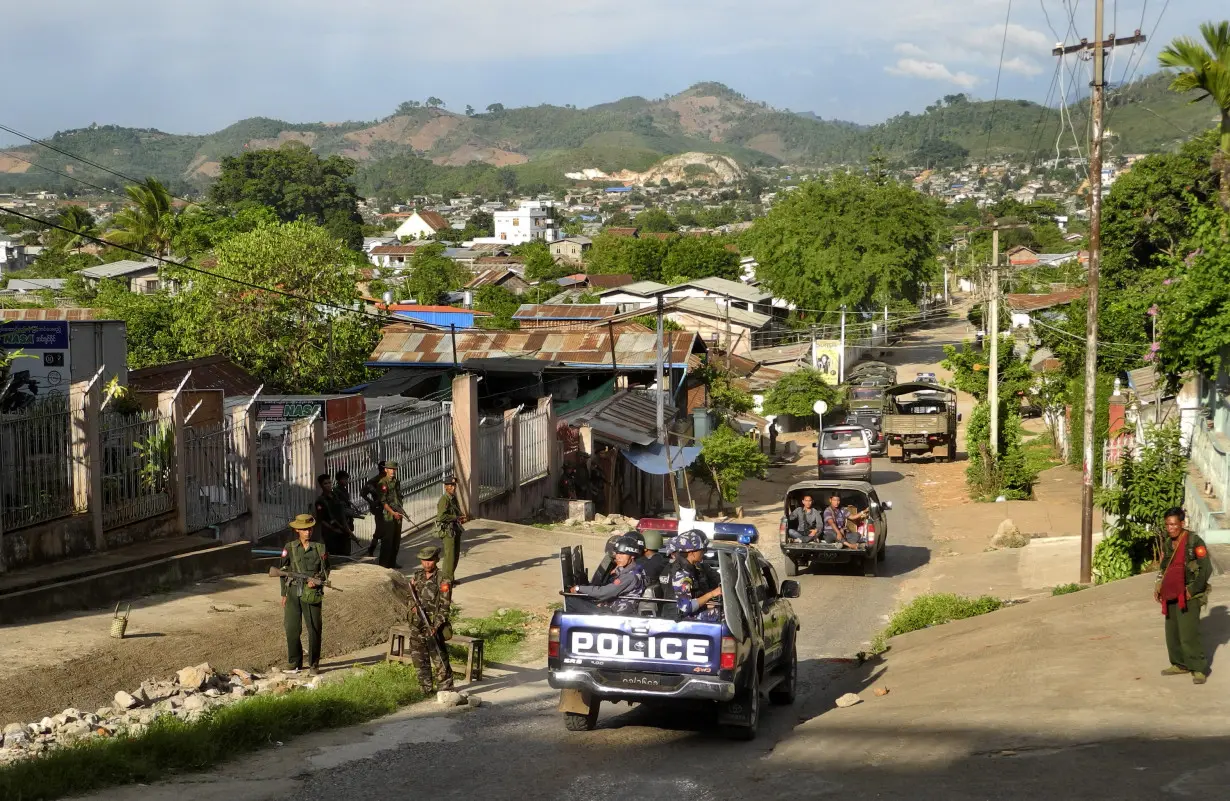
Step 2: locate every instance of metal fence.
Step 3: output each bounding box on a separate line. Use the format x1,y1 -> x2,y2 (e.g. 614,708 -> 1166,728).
100,409 -> 174,529
518,408 -> 550,484
0,398 -> 75,532
254,420 -> 318,539
325,403 -> 453,546
183,417 -> 248,531
477,417 -> 510,502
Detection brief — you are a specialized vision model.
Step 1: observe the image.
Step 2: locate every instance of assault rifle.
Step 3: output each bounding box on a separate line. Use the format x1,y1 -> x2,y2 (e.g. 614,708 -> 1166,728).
267,566 -> 343,592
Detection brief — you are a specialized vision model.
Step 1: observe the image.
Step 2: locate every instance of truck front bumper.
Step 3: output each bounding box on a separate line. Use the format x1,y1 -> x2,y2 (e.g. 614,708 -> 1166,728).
548,669 -> 736,702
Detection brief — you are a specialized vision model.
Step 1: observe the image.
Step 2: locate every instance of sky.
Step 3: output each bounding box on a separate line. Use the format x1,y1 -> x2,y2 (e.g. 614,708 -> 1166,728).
0,0 -> 1210,144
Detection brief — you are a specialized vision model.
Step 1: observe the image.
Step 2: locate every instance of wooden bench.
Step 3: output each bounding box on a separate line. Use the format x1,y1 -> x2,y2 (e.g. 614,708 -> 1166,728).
387,625 -> 484,683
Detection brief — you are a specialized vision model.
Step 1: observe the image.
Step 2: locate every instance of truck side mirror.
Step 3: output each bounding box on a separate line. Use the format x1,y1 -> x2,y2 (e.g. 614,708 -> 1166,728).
882,500 -> 893,511
780,580 -> 801,599
957,413 -> 963,422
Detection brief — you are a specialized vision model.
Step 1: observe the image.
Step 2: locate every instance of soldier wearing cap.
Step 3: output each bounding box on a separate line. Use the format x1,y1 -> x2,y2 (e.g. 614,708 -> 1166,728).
437,475 -> 468,582
374,461 -> 406,570
407,545 -> 455,694
280,514 -> 329,675
360,460 -> 387,559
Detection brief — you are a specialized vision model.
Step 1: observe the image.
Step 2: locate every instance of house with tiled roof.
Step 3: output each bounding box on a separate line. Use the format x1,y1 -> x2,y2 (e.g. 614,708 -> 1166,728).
394,210 -> 452,240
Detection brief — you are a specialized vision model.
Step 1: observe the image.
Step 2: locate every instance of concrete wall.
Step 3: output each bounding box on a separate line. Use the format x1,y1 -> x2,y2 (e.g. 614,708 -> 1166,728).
3,511 -> 179,572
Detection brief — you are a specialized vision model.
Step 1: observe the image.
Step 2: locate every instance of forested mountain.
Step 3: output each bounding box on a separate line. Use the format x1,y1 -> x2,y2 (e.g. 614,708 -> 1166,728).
0,72 -> 1214,197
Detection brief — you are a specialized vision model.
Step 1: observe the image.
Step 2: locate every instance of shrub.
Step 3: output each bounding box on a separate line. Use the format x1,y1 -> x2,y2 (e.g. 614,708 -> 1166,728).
1051,583 -> 1087,596
870,593 -> 1005,653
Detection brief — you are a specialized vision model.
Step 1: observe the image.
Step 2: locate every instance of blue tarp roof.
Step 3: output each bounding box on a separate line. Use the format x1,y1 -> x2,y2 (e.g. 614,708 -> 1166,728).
621,442 -> 702,475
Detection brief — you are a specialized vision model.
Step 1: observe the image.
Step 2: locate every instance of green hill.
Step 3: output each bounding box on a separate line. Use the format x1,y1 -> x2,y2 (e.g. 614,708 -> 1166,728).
0,73 -> 1216,197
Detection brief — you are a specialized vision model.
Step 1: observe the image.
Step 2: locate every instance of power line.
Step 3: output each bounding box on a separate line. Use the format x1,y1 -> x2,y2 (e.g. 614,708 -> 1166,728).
1030,316 -> 1145,354
0,122 -> 198,207
0,205 -> 398,325
982,0 -> 1016,163
0,149 -> 127,200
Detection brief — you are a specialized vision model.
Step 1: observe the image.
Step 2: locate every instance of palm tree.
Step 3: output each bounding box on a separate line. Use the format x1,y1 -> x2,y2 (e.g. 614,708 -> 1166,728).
106,177 -> 178,257
1159,21 -> 1230,210
54,206 -> 98,253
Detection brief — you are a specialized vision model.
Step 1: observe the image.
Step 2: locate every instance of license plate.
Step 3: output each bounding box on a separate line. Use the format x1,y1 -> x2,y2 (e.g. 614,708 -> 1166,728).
817,551 -> 842,561
618,674 -> 663,688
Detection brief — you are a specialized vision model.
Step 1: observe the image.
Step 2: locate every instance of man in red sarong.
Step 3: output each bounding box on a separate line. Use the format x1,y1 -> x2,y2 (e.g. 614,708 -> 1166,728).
1154,507 -> 1213,684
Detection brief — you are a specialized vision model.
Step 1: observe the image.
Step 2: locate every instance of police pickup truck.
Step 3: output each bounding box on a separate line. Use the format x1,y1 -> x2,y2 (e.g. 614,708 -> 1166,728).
547,524 -> 801,740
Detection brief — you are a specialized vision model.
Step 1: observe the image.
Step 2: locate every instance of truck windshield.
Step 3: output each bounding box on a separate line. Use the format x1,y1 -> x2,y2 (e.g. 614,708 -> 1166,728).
852,388 -> 881,400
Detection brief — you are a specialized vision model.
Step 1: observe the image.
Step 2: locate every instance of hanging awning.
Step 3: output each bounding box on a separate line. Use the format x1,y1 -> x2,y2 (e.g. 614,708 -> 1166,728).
621,442 -> 703,475
354,369 -> 448,397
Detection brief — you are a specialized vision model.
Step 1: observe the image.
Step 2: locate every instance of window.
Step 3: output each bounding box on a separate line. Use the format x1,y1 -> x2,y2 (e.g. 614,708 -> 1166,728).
499,233 -> 507,240
512,218 -> 519,226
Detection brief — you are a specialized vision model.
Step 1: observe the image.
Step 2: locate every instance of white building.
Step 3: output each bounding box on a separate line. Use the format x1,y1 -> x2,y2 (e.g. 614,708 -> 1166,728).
478,201 -> 560,245
394,211 -> 451,240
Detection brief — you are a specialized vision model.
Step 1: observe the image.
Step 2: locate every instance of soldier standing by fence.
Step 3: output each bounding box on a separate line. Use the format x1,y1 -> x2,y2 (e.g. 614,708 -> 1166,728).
437,475 -> 467,582
374,461 -> 406,570
313,474 -> 350,559
407,545 -> 455,694
360,460 -> 386,560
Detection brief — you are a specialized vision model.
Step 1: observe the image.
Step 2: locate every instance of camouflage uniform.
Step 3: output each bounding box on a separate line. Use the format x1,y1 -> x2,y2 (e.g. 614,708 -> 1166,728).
408,561 -> 455,692
436,487 -> 464,581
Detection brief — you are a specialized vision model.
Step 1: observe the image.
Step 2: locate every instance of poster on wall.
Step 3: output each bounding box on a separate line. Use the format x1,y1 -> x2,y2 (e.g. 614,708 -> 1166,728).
811,343 -> 841,385
0,320 -> 71,410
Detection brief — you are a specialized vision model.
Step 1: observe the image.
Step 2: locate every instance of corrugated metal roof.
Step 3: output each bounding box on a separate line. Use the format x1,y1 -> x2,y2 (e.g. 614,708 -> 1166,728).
747,341 -> 812,365
599,280 -> 669,297
369,329 -> 701,369
78,259 -> 158,279
0,308 -> 105,321
669,298 -> 772,328
680,276 -> 771,304
562,390 -> 673,446
586,274 -> 635,290
1005,288 -> 1086,312
1127,365 -> 1166,401
465,268 -> 524,289
512,304 -> 620,321
129,355 -> 264,396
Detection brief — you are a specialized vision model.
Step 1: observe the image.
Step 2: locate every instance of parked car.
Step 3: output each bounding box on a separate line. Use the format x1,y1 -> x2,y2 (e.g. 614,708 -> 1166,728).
778,479 -> 892,577
817,425 -> 873,481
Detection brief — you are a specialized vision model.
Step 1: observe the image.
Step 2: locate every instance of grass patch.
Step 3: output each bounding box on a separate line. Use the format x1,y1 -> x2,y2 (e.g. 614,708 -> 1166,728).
0,662 -> 424,801
869,593 -> 1005,655
1021,431 -> 1062,476
1052,583 -> 1088,596
447,608 -> 535,665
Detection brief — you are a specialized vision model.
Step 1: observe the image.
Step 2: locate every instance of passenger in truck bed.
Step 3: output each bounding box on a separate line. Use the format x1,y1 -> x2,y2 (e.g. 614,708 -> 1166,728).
568,535 -> 647,615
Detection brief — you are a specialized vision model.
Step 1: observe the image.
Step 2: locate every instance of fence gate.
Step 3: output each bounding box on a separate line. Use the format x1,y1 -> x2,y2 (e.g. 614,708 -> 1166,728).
183,417 -> 248,532
254,420 -> 317,539
0,398 -> 75,533
324,402 -> 453,547
100,409 -> 174,530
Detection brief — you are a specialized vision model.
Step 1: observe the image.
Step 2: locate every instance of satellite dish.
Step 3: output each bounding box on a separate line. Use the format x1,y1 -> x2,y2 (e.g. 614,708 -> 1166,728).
812,400 -> 828,416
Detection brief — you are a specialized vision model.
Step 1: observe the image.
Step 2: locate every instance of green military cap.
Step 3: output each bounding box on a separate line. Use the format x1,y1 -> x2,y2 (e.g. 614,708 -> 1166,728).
384,461 -> 399,469
417,545 -> 441,560
288,514 -> 316,530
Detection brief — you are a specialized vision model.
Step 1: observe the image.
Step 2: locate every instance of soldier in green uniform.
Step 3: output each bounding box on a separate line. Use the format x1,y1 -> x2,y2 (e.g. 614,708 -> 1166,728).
313,473 -> 350,559
374,461 -> 406,570
1155,507 -> 1213,684
407,545 -> 455,694
280,514 -> 329,676
437,475 -> 467,582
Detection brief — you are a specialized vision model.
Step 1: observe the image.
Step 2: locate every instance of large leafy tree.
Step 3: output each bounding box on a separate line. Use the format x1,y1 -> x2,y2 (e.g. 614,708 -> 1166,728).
171,219 -> 379,392
403,243 -> 470,306
1158,203 -> 1230,379
584,234 -> 668,280
746,172 -> 942,319
634,208 -> 677,233
208,142 -> 365,249
1159,21 -> 1230,210
660,236 -> 740,282
106,178 -> 180,257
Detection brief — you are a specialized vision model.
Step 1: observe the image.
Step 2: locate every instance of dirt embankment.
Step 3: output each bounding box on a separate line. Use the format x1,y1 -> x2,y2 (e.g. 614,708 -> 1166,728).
0,564 -> 409,724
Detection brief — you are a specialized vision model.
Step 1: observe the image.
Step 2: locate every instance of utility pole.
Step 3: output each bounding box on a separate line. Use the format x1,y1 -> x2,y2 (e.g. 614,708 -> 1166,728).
1053,7 -> 1145,585
655,295 -> 665,443
724,294 -> 732,371
838,306 -> 847,383
810,325 -> 818,369
989,224 -> 1000,458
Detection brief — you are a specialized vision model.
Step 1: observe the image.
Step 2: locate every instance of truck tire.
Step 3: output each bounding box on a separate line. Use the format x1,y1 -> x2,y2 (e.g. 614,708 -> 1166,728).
563,699 -> 600,732
769,640 -> 797,705
863,549 -> 879,577
721,668 -> 761,741
783,557 -> 799,577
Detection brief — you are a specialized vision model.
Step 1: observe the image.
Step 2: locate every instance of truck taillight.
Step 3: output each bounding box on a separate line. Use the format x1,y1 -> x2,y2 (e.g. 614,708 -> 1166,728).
853,456 -> 872,464
548,626 -> 560,658
865,522 -> 876,543
720,637 -> 736,670
779,518 -> 787,539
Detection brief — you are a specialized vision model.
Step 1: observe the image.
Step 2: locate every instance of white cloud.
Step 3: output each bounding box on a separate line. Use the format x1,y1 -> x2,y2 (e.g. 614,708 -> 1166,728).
894,43 -> 929,57
885,59 -> 981,87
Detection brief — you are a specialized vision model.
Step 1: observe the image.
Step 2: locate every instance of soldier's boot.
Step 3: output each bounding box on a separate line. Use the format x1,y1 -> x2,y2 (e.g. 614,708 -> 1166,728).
1160,665 -> 1190,676
1192,672 -> 1208,685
